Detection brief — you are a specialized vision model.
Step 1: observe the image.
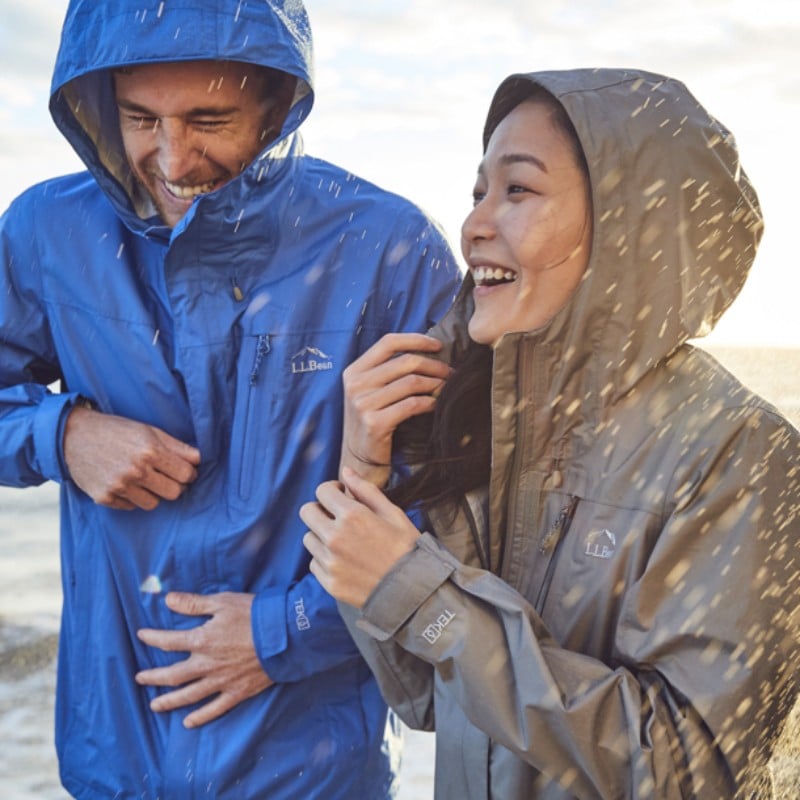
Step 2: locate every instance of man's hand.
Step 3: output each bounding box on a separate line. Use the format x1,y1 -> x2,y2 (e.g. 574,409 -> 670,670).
136,591 -> 273,729
63,407 -> 201,510
301,468 -> 420,608
340,333 -> 450,487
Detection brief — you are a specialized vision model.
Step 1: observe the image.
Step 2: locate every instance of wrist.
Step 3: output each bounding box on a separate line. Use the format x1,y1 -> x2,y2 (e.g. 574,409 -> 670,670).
339,452 -> 390,489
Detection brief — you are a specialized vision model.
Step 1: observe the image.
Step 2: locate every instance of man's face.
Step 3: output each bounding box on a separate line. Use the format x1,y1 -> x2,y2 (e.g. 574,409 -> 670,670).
114,60 -> 291,227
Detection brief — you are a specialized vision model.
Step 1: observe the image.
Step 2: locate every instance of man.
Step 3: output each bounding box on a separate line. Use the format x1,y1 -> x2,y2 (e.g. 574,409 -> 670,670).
0,2 -> 459,798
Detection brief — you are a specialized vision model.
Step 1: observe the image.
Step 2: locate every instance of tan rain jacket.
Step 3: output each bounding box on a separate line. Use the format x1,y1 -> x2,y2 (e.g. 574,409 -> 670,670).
342,68 -> 799,799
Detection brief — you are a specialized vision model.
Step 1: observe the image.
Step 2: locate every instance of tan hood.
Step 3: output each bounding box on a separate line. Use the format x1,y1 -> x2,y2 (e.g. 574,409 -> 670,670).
433,68 -> 763,407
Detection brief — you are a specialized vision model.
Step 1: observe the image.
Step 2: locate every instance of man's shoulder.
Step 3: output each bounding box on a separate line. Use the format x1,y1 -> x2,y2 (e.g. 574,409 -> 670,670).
6,171 -> 101,215
299,154 -> 433,222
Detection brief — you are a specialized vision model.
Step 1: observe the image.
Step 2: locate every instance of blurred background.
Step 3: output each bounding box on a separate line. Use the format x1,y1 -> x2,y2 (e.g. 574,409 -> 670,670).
1,2 -> 798,797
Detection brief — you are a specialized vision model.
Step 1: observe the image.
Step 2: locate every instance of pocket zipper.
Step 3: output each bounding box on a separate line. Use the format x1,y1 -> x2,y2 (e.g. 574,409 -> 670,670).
535,496 -> 578,612
249,334 -> 271,386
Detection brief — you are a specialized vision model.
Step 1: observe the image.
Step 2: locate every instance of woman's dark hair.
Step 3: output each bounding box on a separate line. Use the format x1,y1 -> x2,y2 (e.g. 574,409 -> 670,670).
388,80 -> 588,516
386,340 -> 493,513
483,77 -> 588,173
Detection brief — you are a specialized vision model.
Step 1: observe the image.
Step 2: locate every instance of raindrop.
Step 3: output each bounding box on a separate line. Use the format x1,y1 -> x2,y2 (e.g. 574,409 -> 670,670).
304,265 -> 324,286
140,575 -> 162,594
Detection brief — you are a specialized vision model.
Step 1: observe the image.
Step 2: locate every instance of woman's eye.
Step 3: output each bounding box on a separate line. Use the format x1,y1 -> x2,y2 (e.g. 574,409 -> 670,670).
471,189 -> 486,206
508,184 -> 530,195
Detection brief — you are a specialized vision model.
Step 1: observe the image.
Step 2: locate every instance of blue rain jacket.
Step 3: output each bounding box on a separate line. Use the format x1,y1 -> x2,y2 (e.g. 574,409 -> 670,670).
0,2 -> 459,797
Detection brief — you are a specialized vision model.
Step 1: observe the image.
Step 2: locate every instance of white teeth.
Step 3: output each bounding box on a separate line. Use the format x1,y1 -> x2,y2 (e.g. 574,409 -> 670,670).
472,266 -> 517,285
164,179 -> 217,200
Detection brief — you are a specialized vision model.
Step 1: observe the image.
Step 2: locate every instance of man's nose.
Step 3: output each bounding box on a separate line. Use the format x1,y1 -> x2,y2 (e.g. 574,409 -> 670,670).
154,120 -> 199,180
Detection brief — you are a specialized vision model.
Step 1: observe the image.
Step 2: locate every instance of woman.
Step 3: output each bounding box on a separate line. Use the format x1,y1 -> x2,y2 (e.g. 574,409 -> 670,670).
301,69 -> 799,798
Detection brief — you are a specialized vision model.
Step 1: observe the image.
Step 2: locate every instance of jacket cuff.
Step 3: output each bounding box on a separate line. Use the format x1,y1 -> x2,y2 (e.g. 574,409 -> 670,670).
36,392 -> 81,483
251,586 -> 289,673
358,533 -> 455,641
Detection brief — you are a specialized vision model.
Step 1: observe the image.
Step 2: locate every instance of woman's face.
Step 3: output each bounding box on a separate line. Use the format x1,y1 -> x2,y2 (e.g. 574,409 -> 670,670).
461,99 -> 592,347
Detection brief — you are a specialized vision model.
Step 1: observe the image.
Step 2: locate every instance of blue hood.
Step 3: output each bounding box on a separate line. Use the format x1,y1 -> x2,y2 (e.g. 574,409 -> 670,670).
50,0 -> 314,231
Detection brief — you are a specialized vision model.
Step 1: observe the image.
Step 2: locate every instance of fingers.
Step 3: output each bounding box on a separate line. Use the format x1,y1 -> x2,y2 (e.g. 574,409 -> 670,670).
341,467 -> 400,516
135,666 -> 226,726
148,680 -> 213,713
348,373 -> 442,419
311,480 -> 354,522
135,660 -> 191,689
352,333 -> 444,372
343,334 -> 450,405
344,350 -> 451,404
298,487 -> 339,538
137,626 -> 194,654
138,678 -> 255,729
153,430 -> 202,483
164,591 -> 214,617
182,693 -> 239,729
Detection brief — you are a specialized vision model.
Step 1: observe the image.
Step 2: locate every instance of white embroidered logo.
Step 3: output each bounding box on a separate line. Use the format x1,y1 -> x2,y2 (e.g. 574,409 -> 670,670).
294,598 -> 311,630
422,610 -> 455,644
585,529 -> 617,560
291,346 -> 333,375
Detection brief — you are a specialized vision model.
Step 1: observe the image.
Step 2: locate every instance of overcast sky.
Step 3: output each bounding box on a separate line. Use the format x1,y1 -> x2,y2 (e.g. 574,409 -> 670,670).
1,0 -> 798,345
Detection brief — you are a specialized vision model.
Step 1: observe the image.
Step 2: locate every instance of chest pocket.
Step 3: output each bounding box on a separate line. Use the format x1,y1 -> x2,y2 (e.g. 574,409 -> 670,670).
536,499 -> 658,657
230,324 -> 353,503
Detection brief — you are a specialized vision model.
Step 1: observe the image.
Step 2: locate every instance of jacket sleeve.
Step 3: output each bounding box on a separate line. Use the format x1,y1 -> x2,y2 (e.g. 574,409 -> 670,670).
352,411 -> 800,798
249,212 -> 462,680
376,211 -> 462,335
251,573 -> 364,682
339,584 -> 437,731
0,197 -> 76,487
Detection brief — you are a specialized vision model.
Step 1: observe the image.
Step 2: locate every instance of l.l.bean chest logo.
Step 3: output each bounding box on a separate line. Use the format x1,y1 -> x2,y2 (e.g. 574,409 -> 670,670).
291,346 -> 334,375
584,528 -> 617,560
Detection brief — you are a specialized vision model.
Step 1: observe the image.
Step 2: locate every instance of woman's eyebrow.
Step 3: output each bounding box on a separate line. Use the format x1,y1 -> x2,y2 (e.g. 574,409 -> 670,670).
499,152 -> 548,173
477,152 -> 548,178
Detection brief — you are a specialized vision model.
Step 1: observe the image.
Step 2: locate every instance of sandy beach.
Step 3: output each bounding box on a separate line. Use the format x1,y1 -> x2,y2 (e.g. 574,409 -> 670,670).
0,344 -> 797,798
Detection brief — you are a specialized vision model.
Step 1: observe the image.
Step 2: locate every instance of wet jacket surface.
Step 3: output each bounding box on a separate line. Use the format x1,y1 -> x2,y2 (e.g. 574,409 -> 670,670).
0,2 -> 459,798
343,69 -> 800,799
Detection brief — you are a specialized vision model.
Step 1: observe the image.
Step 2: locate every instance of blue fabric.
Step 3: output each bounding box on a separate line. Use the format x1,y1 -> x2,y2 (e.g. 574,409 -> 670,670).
0,2 -> 460,797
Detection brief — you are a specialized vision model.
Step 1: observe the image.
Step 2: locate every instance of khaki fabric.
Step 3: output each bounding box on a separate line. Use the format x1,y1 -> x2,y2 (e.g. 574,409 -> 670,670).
343,69 -> 799,799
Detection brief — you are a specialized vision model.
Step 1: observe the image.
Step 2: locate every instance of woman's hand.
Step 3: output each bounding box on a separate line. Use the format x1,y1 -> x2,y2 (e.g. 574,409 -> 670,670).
340,333 -> 450,487
301,468 -> 421,608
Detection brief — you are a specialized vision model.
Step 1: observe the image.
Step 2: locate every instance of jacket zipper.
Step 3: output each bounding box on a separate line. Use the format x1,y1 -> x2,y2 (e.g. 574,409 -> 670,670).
461,495 -> 489,570
231,274 -> 244,301
249,334 -> 271,386
240,334 -> 271,498
534,495 -> 578,613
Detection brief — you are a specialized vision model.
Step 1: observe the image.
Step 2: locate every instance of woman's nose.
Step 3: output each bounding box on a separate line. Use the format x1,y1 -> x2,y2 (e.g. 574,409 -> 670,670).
461,199 -> 495,243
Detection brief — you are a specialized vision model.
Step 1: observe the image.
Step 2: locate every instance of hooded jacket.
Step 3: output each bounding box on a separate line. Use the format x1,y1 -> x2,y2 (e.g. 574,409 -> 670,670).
0,2 -> 459,797
342,69 -> 800,798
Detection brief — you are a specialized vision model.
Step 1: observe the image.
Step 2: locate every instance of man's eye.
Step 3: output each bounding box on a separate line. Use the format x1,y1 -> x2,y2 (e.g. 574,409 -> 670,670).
194,119 -> 227,130
126,114 -> 157,129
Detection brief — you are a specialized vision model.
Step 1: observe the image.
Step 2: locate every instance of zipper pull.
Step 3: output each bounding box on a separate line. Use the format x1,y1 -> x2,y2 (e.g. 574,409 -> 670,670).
249,334 -> 271,386
232,275 -> 244,302
540,497 -> 578,553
